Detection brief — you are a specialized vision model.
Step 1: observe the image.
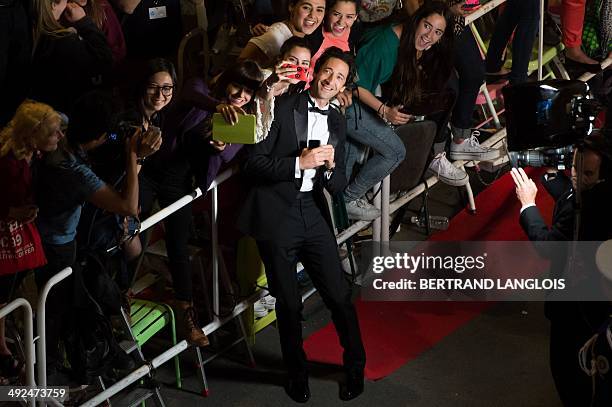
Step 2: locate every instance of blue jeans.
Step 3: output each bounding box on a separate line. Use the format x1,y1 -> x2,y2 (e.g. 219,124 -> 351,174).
344,101 -> 406,202
485,0 -> 540,85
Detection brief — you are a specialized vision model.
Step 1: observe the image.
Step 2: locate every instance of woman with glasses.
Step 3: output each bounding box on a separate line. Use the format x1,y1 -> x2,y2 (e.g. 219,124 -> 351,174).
133,59 -> 264,347
0,100 -> 64,385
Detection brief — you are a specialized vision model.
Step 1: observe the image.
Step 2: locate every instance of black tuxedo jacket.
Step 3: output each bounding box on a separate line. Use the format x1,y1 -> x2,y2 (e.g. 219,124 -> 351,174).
237,91 -> 348,241
520,172 -> 574,242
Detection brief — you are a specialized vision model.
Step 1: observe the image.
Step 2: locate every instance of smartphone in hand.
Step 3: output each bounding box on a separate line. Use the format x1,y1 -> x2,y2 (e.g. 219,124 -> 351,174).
281,63 -> 309,81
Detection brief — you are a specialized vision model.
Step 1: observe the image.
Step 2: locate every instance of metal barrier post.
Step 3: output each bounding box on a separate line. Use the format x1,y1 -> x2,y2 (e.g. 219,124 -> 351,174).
372,182 -> 382,243
36,267 -> 73,390
381,176 -> 390,242
211,183 -> 220,319
0,298 -> 35,406
538,0 -> 544,80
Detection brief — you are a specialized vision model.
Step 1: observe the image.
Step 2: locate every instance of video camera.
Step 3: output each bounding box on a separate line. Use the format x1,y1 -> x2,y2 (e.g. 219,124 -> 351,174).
503,80 -> 602,170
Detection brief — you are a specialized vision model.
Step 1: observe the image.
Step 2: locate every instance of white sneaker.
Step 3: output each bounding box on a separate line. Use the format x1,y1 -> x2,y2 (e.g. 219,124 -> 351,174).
450,131 -> 502,161
427,152 -> 469,186
254,300 -> 268,318
261,295 -> 276,310
346,198 -> 381,221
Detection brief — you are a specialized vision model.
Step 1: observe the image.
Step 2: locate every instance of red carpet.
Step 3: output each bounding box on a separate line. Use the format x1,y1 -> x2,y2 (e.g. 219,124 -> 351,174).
303,168 -> 555,380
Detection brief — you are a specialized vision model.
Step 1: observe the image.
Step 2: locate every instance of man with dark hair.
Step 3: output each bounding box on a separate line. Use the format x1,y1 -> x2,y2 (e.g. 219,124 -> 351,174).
239,47 -> 365,403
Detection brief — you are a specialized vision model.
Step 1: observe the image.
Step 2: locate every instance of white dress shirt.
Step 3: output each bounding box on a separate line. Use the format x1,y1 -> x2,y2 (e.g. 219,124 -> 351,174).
294,96 -> 331,192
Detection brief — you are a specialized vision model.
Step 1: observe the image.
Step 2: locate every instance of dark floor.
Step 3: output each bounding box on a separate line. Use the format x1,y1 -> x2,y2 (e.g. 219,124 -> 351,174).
111,165 -> 564,407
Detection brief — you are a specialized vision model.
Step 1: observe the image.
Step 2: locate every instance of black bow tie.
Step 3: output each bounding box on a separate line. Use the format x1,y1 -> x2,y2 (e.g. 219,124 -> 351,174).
308,106 -> 329,116
308,97 -> 330,115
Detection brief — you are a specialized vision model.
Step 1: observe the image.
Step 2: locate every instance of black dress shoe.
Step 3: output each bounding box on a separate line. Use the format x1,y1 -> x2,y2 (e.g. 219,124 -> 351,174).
286,378 -> 310,403
339,371 -> 364,401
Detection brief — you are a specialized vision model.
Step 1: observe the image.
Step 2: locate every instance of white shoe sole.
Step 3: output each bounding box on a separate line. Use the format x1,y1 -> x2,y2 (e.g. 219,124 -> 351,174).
426,169 -> 469,187
450,149 -> 502,162
346,211 -> 381,221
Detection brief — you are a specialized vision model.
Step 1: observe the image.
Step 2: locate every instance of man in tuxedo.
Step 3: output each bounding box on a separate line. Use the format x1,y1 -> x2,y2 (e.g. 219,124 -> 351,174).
511,138 -> 612,406
238,47 -> 366,403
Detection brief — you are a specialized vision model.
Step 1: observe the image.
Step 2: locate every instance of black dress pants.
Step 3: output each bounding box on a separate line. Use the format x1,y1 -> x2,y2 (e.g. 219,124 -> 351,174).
256,193 -> 366,379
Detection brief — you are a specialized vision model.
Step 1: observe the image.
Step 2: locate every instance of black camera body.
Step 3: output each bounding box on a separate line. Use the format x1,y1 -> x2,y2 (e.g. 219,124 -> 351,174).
107,121 -> 139,143
503,79 -> 603,169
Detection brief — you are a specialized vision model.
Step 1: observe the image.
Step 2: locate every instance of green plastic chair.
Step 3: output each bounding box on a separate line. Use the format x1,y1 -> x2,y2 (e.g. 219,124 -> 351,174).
129,298 -> 182,388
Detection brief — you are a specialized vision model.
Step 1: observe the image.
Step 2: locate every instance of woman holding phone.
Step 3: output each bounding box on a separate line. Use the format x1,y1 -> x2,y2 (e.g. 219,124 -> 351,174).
136,60 -> 264,347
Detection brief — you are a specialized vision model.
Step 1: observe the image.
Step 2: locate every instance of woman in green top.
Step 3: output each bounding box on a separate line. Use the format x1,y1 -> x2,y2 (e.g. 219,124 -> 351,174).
344,1 -> 460,221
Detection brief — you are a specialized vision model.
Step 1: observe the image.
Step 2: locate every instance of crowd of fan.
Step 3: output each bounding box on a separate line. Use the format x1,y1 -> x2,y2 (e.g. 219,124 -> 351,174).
0,0 -> 610,397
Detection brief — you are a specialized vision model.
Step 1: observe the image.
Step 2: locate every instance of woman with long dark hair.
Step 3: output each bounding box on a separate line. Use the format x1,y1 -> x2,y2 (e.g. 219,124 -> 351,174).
343,1 -> 464,220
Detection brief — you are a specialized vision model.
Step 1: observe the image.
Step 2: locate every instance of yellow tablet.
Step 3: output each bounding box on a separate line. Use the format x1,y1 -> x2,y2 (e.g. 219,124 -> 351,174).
212,113 -> 257,144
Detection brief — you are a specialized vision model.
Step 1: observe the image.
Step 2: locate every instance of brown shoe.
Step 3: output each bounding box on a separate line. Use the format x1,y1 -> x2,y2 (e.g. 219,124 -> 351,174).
174,301 -> 210,347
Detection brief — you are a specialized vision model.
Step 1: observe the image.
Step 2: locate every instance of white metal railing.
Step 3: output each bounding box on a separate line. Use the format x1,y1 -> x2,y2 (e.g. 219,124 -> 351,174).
0,298 -> 35,407
36,267 -> 73,394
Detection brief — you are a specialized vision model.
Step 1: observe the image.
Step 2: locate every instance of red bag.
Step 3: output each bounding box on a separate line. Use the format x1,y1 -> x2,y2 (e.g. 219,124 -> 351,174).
0,219 -> 47,276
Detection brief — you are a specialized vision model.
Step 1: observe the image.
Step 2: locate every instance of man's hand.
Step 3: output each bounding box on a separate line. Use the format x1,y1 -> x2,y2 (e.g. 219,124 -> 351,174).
8,205 -> 39,224
384,105 -> 412,126
510,167 -> 538,207
63,2 -> 86,23
299,145 -> 334,170
251,23 -> 270,37
217,103 -> 246,125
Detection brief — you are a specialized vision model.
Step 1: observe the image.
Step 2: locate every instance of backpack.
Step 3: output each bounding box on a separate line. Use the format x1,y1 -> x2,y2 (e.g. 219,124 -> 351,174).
63,258 -> 123,383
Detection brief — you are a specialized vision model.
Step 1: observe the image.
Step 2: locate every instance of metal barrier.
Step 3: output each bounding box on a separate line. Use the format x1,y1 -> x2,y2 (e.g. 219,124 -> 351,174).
36,267 -> 73,391
0,298 -> 35,407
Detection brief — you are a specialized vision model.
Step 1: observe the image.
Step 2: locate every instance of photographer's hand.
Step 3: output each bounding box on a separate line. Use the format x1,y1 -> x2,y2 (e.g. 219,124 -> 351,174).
511,167 -> 538,207
8,205 -> 39,224
138,126 -> 163,158
125,128 -> 141,162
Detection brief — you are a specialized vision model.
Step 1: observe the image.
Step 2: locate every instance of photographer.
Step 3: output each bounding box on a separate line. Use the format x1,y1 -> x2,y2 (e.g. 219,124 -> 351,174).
511,137 -> 612,406
34,91 -> 159,384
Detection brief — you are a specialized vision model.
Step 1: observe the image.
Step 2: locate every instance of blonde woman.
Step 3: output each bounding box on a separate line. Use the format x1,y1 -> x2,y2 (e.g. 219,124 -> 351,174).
30,0 -> 112,112
0,100 -> 64,384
